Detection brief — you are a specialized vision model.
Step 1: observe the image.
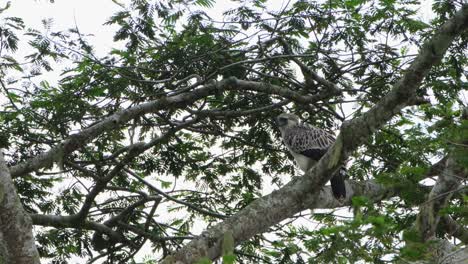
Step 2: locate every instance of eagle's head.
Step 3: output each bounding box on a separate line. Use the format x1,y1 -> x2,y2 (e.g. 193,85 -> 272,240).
275,113 -> 300,131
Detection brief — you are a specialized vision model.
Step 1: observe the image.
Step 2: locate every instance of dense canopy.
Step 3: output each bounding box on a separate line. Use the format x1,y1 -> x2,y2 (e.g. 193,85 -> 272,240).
0,0 -> 467,263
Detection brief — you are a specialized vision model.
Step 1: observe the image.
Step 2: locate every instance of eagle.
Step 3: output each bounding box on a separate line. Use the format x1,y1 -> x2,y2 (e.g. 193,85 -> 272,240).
275,113 -> 346,200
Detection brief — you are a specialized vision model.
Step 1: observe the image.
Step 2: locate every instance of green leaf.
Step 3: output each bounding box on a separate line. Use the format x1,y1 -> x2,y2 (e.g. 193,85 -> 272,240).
195,257 -> 212,264
222,253 -> 236,264
195,0 -> 215,8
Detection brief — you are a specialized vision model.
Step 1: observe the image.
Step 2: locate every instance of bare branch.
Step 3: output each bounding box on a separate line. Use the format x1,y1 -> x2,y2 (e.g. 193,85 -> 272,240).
440,216 -> 468,244
30,214 -> 125,243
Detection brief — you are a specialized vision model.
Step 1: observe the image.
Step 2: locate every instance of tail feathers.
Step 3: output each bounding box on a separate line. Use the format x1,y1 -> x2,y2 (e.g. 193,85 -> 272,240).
330,168 -> 346,201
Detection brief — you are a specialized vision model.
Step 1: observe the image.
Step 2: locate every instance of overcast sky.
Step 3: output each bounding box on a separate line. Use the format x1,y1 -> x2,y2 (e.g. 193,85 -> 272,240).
7,0 -> 291,56
9,0 -> 122,54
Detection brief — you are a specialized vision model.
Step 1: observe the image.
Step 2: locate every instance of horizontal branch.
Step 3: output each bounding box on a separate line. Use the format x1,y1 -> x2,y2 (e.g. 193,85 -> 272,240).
117,222 -> 194,242
30,214 -> 125,243
311,179 -> 398,209
33,196 -> 162,251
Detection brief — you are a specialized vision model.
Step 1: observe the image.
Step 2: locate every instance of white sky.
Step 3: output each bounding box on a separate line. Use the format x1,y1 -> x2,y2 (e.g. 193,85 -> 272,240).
9,0 -> 122,54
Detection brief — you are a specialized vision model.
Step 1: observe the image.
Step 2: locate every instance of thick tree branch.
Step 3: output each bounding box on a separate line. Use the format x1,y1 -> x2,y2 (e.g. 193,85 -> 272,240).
417,154 -> 467,241
437,247 -> 468,264
313,156 -> 440,210
163,6 -> 468,263
440,216 -> 468,244
30,214 -> 125,243
32,195 -> 162,250
308,179 -> 398,209
0,152 -> 40,264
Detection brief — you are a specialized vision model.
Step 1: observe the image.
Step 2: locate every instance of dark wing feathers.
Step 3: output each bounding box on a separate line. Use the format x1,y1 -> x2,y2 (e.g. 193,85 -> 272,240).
299,148 -> 328,160
330,169 -> 347,200
284,125 -> 336,159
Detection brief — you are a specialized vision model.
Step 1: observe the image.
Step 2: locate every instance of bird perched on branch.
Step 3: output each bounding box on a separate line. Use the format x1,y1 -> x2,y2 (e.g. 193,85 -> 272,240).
275,113 -> 346,201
